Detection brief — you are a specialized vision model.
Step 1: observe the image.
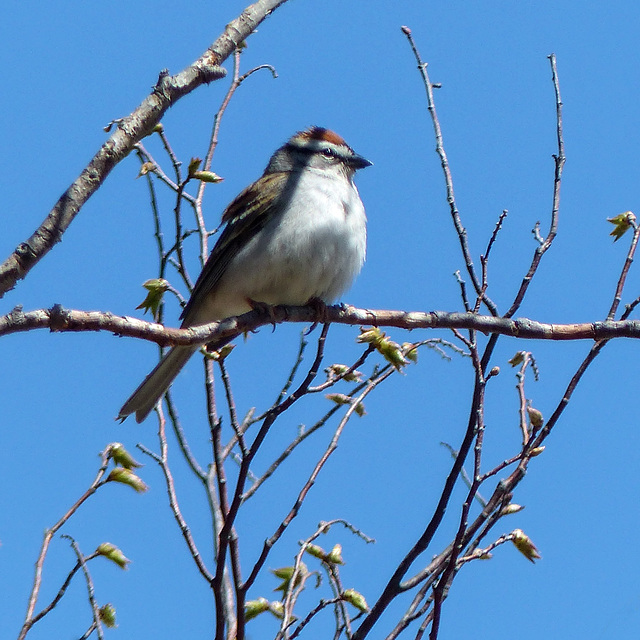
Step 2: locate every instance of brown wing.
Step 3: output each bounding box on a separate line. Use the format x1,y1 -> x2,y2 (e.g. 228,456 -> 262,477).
180,172 -> 287,326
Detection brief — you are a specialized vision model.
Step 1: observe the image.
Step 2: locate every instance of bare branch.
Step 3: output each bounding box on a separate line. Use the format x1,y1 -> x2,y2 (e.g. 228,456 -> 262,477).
137,408 -> 214,584
606,217 -> 640,321
5,304 -> 640,349
504,54 -> 565,318
18,450 -> 111,640
400,26 -> 498,316
61,536 -> 104,640
0,0 -> 292,297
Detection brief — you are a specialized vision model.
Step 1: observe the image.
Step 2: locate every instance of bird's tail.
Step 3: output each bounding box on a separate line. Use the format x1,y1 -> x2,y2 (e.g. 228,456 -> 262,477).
118,345 -> 197,423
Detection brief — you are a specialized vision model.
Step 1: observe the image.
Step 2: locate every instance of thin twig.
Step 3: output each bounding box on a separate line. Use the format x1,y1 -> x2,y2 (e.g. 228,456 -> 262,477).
216,324 -> 331,640
453,271 -> 471,313
218,356 -> 248,456
607,218 -> 640,321
62,536 -> 104,640
165,389 -> 207,480
289,598 -> 342,640
273,331 -> 309,404
78,622 -> 98,640
477,210 -> 508,312
504,54 -> 564,319
440,443 -> 486,507
247,365 -> 394,636
157,125 -> 183,182
138,408 -> 214,584
18,450 -> 111,640
135,143 -> 196,204
242,356 -> 388,502
400,26 -> 498,316
515,353 -> 532,446
0,0 -> 292,296
283,520 -> 374,640
428,339 -> 487,640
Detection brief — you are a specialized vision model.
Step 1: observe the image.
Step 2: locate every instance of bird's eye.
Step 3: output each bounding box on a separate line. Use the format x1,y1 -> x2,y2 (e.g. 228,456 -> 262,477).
321,148 -> 336,158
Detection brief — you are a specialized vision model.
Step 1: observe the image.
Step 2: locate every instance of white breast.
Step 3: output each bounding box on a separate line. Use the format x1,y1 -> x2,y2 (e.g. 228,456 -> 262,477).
200,168 -> 367,322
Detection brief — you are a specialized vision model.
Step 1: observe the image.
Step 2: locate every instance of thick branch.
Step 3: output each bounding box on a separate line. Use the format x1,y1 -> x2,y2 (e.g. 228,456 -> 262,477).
4,304 -> 640,346
0,0 -> 291,297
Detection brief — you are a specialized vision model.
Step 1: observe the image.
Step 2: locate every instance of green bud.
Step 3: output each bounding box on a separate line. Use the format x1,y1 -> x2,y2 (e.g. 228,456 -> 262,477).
402,343 -> 419,363
325,394 -> 366,417
204,343 -> 235,361
501,503 -> 525,516
607,211 -> 635,241
527,406 -> 544,429
326,364 -> 363,382
326,393 -> 352,406
96,542 -> 131,569
268,601 -> 285,619
304,543 -> 327,560
192,170 -> 224,183
342,588 -> 369,612
244,597 -> 270,621
511,528 -> 542,563
107,467 -> 149,493
137,161 -> 156,178
272,566 -> 295,580
272,563 -> 308,592
357,327 -> 383,345
326,544 -> 345,565
378,338 -> 408,370
187,157 -> 202,177
99,603 -> 117,628
467,548 -> 493,560
508,352 -> 525,367
107,442 -> 143,469
135,278 -> 169,317
529,446 -> 545,457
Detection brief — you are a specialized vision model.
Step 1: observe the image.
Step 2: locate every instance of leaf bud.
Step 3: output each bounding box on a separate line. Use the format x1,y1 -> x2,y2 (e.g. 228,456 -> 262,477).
304,543 -> 327,560
402,343 -> 419,363
99,603 -> 117,628
135,278 -> 169,317
187,157 -> 202,177
244,597 -> 269,621
96,542 -> 131,569
508,352 -> 525,367
192,170 -> 224,183
137,161 -> 156,178
107,442 -> 143,469
342,588 -> 369,612
607,211 -> 635,241
106,467 -> 149,493
527,406 -> 544,429
326,543 -> 345,565
268,601 -> 285,619
511,528 -> 542,563
501,503 -> 525,516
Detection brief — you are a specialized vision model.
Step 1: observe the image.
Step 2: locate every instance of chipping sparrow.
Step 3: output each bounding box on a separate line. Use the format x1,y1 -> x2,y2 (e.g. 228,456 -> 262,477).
118,127 -> 371,423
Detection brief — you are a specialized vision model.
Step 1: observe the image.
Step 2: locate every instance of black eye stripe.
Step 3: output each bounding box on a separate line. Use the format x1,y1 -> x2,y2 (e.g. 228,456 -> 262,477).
286,141 -> 349,161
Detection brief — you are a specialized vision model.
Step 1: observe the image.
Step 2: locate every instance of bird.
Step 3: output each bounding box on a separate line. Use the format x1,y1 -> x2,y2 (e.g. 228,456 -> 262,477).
118,126 -> 371,423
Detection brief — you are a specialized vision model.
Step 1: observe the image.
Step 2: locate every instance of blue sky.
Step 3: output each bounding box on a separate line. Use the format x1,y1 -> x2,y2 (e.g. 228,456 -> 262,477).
2,1 -> 640,638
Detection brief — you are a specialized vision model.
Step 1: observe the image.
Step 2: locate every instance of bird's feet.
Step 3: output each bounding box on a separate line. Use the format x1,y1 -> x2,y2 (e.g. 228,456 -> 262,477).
305,297 -> 332,334
248,298 -> 278,330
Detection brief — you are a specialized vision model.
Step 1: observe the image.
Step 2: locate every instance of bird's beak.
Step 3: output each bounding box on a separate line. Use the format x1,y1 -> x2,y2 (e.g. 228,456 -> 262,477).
348,153 -> 373,170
